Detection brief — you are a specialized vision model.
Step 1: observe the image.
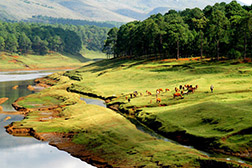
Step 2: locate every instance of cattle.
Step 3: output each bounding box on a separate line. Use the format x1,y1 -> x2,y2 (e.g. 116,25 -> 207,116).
175,87 -> 180,92
156,98 -> 161,103
173,92 -> 184,99
165,88 -> 170,92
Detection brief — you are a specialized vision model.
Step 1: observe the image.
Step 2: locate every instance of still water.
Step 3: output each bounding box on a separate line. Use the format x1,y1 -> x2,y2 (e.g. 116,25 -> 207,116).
0,70 -> 95,168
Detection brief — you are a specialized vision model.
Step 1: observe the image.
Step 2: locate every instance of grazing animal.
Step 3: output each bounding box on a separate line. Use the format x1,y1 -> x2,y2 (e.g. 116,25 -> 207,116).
128,98 -> 131,103
175,87 -> 180,92
147,91 -> 152,95
165,88 -> 170,92
179,85 -> 182,90
173,92 -> 184,99
156,98 -> 161,103
133,93 -> 137,97
125,96 -> 128,100
187,87 -> 196,93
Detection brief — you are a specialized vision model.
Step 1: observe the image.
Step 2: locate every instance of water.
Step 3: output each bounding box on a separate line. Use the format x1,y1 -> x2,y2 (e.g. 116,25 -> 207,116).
0,70 -> 95,168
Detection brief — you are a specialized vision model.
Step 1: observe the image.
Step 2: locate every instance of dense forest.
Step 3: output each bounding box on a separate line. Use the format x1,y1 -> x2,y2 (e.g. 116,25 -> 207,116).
0,22 -> 109,55
104,1 -> 252,60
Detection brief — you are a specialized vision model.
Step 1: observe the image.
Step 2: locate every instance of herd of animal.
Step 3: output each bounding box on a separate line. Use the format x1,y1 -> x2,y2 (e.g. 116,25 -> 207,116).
126,84 -> 198,104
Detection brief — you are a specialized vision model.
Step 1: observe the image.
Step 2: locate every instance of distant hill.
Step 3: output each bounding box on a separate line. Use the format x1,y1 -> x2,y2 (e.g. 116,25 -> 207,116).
0,0 -> 245,22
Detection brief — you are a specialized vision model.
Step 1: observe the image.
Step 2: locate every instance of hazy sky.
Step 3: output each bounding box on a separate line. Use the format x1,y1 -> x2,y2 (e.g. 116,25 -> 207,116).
239,0 -> 252,5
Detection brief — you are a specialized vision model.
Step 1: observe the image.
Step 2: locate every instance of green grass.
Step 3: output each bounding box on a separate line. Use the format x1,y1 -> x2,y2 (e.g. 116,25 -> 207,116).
0,51 -> 106,71
62,58 -> 252,158
9,58 -> 252,167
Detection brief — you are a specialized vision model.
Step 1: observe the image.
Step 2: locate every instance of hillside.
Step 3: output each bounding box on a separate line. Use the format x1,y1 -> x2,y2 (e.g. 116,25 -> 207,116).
0,0 -> 244,22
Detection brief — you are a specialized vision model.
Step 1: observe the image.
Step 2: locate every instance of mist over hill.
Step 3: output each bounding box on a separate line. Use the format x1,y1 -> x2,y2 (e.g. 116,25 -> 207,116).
0,0 -> 245,22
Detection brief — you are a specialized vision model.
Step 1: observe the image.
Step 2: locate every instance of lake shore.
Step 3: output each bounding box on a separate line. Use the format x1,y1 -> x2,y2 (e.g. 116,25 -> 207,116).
5,66 -> 252,167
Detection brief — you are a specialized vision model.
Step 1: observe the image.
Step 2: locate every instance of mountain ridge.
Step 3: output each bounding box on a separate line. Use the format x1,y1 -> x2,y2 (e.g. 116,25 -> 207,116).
0,0 -> 246,22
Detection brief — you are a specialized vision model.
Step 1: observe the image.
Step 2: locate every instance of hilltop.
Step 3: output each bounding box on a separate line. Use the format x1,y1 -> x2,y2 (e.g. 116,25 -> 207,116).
0,0 -> 243,22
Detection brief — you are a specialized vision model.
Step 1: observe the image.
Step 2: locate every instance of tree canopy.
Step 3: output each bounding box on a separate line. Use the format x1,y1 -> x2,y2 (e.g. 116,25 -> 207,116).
104,1 -> 252,60
0,22 -> 109,55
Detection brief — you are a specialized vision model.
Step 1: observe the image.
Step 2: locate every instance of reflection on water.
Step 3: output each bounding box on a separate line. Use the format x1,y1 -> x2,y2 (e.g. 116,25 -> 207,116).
0,143 -> 93,168
0,71 -> 95,168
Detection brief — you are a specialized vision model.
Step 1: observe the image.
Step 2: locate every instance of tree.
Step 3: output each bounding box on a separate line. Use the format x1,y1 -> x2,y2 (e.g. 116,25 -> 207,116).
165,13 -> 191,59
0,36 -> 5,51
103,27 -> 118,58
48,35 -> 63,52
207,10 -> 230,60
231,11 -> 252,59
192,16 -> 208,58
5,34 -> 19,53
18,32 -> 32,53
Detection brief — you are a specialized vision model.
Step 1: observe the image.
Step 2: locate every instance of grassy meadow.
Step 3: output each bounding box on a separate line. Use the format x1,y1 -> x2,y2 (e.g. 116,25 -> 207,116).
0,51 -> 106,71
64,58 -> 252,159
9,58 -> 252,167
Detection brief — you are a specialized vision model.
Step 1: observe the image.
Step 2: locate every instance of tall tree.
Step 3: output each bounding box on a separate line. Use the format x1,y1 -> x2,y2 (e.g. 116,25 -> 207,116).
165,13 -> 191,59
231,11 -> 252,59
192,16 -> 208,58
0,36 -> 5,51
18,32 -> 32,53
5,34 -> 19,53
207,10 -> 230,60
103,27 -> 118,58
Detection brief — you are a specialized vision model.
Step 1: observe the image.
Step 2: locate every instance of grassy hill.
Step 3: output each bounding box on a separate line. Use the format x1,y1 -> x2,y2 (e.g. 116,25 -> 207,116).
0,0 -> 243,22
0,51 -> 106,71
7,57 -> 252,167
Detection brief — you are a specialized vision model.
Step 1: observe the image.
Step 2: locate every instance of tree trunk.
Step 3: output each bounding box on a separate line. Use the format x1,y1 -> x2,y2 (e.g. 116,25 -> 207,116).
177,40 -> 180,59
244,32 -> 247,59
200,31 -> 203,59
217,39 -> 220,60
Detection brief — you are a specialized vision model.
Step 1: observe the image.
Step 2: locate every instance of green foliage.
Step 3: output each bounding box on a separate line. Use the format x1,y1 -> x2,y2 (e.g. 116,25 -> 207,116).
0,21 -> 109,55
105,1 -> 252,60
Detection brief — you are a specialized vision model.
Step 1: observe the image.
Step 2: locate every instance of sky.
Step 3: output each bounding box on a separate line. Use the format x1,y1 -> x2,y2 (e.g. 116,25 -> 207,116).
239,0 -> 252,5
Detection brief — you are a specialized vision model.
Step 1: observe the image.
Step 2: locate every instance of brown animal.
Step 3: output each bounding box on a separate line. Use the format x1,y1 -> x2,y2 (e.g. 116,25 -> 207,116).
0,98 -> 9,104
173,92 -> 184,99
165,88 -> 170,92
12,85 -> 19,90
156,98 -> 161,103
187,87 -> 196,93
125,96 -> 128,100
147,91 -> 152,95
175,87 -> 180,92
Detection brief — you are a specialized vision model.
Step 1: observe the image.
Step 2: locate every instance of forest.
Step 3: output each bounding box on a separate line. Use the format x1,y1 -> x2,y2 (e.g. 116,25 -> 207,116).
0,22 -> 109,55
104,1 -> 252,60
